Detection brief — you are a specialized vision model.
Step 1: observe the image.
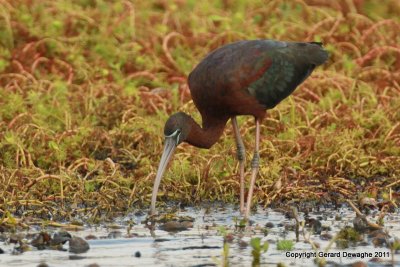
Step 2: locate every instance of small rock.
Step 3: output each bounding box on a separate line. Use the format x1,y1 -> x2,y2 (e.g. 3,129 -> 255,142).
224,233 -> 234,243
69,236 -> 90,254
368,229 -> 388,238
265,222 -> 274,228
134,251 -> 141,257
353,216 -> 368,233
306,218 -> 322,234
0,248 -> 3,254
239,240 -> 248,248
69,254 -> 86,260
372,233 -> 388,247
320,233 -> 333,241
134,210 -> 145,216
159,221 -> 193,232
37,263 -> 49,267
86,264 -> 100,267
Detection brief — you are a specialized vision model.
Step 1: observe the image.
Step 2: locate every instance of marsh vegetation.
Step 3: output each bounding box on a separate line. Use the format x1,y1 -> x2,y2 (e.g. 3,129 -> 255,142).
0,0 -> 399,265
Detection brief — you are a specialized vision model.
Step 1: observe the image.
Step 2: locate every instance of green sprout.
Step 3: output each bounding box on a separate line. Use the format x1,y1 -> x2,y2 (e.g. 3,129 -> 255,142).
250,237 -> 269,266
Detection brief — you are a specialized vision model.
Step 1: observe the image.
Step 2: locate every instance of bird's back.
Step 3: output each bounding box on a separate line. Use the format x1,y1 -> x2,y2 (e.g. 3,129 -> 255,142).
247,40 -> 328,109
188,40 -> 328,124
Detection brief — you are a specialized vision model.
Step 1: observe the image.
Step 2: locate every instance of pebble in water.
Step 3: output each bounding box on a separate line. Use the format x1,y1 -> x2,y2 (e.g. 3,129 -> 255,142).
69,236 -> 90,254
265,222 -> 274,228
158,221 -> 193,232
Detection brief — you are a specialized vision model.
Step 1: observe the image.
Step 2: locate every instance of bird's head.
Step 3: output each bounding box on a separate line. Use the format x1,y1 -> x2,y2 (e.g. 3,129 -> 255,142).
150,112 -> 192,216
163,112 -> 192,145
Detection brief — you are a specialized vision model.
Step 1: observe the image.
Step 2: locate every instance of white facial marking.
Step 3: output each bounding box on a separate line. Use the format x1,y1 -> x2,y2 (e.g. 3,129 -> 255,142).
176,132 -> 181,144
165,129 -> 179,138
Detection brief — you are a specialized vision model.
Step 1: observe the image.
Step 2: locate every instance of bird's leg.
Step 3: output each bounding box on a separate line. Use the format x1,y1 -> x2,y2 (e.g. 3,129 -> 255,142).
231,117 -> 246,214
245,119 -> 260,219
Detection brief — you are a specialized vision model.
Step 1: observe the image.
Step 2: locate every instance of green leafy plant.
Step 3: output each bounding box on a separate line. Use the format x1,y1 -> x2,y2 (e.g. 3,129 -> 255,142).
250,237 -> 269,266
276,240 -> 294,251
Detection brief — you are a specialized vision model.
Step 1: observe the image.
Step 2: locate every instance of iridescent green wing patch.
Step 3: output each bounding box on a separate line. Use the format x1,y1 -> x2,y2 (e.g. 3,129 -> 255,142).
248,52 -> 296,109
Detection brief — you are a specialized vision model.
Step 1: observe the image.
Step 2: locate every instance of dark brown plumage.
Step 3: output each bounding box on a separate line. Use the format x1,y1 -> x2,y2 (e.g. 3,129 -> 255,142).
151,39 -> 329,218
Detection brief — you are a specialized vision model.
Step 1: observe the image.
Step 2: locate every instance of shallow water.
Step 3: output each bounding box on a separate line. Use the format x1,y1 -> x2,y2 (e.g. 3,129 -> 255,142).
1,204 -> 399,267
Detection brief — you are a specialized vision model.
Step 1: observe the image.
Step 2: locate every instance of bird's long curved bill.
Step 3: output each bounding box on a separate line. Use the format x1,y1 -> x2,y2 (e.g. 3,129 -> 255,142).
150,137 -> 177,215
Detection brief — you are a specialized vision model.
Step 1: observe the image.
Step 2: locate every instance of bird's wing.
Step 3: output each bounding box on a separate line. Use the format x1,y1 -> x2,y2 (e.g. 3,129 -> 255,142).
245,41 -> 328,109
188,40 -> 328,118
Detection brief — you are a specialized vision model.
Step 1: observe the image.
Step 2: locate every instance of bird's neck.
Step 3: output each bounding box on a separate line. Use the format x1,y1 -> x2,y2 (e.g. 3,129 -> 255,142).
186,117 -> 227,149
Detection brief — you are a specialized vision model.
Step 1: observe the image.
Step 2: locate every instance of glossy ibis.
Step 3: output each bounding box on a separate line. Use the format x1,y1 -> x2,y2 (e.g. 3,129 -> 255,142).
150,39 -> 328,218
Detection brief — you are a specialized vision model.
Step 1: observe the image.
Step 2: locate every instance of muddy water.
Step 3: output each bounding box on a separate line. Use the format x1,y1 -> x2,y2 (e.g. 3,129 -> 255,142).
1,205 -> 399,266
